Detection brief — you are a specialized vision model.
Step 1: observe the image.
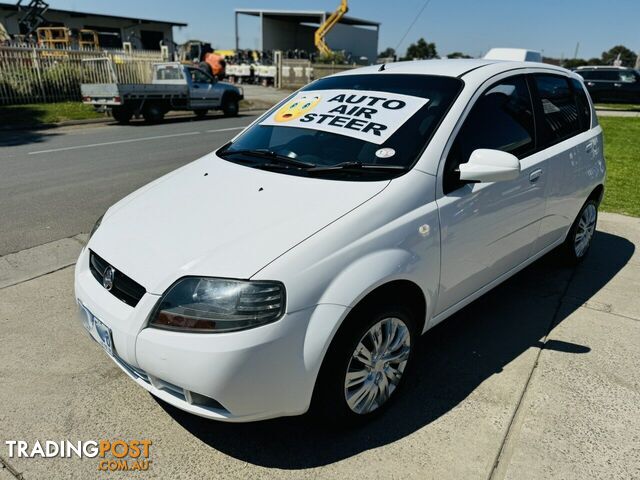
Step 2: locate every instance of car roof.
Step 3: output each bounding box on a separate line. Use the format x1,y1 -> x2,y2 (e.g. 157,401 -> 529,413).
331,59 -> 571,79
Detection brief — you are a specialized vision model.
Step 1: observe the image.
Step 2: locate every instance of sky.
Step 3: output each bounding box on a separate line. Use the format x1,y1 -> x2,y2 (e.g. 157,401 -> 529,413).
45,0 -> 639,59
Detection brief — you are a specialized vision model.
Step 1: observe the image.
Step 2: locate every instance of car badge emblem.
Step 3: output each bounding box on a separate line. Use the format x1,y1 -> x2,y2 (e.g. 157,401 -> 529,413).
103,266 -> 115,291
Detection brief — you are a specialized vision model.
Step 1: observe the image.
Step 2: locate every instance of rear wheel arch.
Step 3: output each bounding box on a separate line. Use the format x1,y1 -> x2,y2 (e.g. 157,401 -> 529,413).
589,184 -> 604,205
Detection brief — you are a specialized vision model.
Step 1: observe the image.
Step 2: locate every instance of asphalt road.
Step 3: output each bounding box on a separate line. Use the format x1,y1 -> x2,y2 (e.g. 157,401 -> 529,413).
0,113 -> 260,256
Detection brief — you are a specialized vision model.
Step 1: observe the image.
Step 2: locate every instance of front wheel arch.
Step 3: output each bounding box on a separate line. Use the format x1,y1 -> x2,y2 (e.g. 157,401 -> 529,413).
309,284 -> 424,422
308,279 -> 426,394
344,280 -> 427,336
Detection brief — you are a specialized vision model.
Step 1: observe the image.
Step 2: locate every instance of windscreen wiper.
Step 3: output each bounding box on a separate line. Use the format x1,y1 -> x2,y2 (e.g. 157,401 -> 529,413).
307,161 -> 407,173
218,148 -> 315,169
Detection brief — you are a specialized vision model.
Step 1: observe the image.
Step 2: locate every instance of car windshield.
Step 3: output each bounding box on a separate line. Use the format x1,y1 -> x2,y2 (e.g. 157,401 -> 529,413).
218,74 -> 463,180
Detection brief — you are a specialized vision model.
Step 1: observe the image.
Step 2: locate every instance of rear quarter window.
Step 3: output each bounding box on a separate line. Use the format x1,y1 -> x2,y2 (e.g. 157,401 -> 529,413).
533,74 -> 581,145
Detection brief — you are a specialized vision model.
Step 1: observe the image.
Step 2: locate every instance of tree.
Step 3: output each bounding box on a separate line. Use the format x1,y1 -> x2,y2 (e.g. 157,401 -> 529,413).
601,45 -> 636,67
562,58 -> 588,69
446,51 -> 472,59
378,47 -> 395,59
404,38 -> 438,60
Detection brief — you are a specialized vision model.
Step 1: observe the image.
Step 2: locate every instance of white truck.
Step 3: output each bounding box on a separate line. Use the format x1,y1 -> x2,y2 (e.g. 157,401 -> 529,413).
81,61 -> 244,124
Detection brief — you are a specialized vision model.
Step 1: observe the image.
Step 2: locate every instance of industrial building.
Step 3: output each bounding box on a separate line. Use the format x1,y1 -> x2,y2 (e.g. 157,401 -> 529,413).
235,8 -> 379,64
0,2 -> 186,50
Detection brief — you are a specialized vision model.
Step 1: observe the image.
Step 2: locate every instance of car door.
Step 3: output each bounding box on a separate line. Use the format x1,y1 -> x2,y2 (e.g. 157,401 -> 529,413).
434,74 -> 547,316
531,74 -> 593,250
597,70 -> 621,102
188,68 -> 222,108
616,70 -> 640,103
582,70 -> 615,103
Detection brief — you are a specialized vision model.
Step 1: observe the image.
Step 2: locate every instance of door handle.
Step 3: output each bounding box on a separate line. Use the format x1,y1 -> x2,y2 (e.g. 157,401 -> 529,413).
529,169 -> 543,183
614,83 -> 622,87
193,84 -> 200,89
585,142 -> 593,153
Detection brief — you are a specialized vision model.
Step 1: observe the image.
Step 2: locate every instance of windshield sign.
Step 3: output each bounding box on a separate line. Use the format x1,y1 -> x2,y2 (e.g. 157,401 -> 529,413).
260,89 -> 429,145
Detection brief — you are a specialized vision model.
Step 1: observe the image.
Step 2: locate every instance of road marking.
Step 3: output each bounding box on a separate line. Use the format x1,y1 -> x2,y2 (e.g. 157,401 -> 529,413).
27,125 -> 246,155
205,126 -> 246,133
28,131 -> 201,155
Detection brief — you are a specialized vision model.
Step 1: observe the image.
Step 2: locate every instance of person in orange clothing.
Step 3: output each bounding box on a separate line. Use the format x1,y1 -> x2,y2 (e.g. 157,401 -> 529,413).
200,52 -> 226,80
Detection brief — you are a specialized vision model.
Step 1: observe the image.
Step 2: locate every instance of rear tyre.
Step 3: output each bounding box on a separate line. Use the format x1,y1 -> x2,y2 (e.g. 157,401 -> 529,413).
561,199 -> 598,265
111,106 -> 132,124
194,109 -> 208,118
142,103 -> 165,124
311,302 -> 417,426
222,96 -> 239,117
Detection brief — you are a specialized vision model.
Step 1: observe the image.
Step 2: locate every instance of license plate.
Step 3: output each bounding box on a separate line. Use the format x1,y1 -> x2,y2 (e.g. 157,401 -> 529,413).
78,301 -> 114,356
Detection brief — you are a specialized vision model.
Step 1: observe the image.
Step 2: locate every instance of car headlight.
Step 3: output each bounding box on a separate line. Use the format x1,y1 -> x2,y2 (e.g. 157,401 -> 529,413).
149,277 -> 285,333
87,213 -> 104,242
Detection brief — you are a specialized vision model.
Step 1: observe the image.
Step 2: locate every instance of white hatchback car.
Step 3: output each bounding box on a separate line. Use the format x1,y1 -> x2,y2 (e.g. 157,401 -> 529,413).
76,59 -> 605,423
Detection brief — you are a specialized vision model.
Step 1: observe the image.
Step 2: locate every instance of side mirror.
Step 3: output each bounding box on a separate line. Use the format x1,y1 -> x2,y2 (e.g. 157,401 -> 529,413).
459,149 -> 520,183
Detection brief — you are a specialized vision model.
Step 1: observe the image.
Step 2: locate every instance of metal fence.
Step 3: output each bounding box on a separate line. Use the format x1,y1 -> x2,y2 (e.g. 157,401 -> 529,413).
0,44 -> 165,105
277,58 -> 357,90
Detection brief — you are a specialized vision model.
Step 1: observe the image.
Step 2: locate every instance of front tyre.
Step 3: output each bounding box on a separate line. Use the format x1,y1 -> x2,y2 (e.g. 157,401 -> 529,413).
222,96 -> 239,117
312,303 -> 417,425
562,199 -> 598,264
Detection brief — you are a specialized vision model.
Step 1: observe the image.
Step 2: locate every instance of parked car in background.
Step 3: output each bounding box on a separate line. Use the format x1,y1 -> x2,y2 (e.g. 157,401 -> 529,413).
76,59 -> 605,424
575,66 -> 640,104
81,61 -> 243,124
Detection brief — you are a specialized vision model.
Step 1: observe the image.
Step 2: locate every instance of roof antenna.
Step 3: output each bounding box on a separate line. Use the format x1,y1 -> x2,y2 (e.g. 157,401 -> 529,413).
379,63 -> 386,71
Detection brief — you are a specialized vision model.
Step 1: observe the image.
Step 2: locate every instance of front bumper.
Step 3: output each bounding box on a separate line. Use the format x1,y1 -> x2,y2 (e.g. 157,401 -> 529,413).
74,247 -> 345,422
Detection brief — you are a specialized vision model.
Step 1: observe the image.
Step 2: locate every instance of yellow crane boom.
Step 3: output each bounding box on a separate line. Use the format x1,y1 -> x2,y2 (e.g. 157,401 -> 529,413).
314,0 -> 348,57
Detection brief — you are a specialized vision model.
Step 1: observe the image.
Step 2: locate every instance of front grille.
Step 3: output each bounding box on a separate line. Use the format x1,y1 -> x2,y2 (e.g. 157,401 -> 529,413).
89,250 -> 146,307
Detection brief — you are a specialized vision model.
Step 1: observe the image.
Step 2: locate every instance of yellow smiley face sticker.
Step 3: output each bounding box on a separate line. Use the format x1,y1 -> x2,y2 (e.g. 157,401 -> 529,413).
274,95 -> 321,122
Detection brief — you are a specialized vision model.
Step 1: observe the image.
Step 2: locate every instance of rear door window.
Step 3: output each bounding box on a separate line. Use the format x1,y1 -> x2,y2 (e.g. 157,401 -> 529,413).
570,78 -> 592,132
533,74 -> 581,145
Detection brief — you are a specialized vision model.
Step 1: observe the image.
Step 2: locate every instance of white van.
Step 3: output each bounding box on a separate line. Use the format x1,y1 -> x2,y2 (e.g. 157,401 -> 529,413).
76,59 -> 605,424
484,48 -> 543,63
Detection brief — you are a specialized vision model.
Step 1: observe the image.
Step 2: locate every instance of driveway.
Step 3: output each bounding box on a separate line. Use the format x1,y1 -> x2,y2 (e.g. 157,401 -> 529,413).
0,212 -> 638,479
